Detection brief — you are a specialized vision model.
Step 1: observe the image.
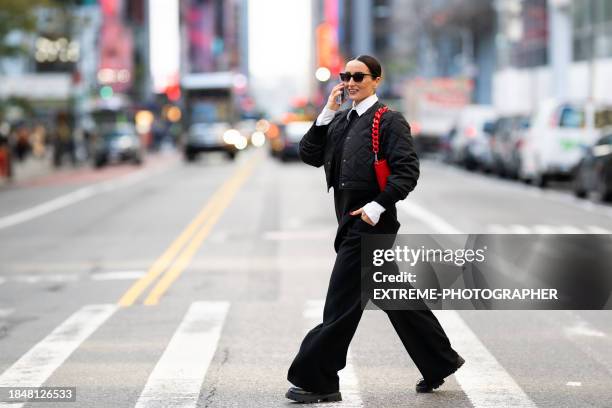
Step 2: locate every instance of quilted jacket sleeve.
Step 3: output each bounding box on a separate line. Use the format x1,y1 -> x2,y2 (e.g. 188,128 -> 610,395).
298,111 -> 343,167
373,111 -> 420,209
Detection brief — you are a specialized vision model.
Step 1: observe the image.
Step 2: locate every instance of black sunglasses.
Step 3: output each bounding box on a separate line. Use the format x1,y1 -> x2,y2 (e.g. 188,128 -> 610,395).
339,72 -> 375,83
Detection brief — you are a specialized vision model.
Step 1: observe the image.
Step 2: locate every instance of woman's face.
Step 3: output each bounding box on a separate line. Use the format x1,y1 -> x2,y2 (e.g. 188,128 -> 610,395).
342,60 -> 381,104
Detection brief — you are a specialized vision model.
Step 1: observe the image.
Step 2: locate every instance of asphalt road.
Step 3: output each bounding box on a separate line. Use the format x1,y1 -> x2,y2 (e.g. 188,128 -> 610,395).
0,147 -> 611,408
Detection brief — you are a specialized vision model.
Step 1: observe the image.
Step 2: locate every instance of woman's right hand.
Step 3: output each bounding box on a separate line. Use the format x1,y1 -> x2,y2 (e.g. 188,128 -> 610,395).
325,83 -> 345,111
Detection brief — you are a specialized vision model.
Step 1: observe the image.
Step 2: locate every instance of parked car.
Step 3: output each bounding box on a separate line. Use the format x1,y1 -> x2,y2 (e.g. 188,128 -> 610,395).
93,124 -> 143,168
448,105 -> 497,170
573,130 -> 612,202
184,122 -> 239,162
490,115 -> 531,178
519,99 -> 612,187
272,121 -> 313,162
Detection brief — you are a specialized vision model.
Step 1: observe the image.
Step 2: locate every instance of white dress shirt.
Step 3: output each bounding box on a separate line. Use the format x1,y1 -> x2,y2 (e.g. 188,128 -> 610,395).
315,93 -> 386,225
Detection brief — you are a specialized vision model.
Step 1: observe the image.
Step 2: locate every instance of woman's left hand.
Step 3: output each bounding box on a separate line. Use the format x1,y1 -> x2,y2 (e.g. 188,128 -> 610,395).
350,208 -> 375,226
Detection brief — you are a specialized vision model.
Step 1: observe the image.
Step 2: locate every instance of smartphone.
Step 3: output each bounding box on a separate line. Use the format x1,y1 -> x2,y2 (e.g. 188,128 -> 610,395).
336,85 -> 347,105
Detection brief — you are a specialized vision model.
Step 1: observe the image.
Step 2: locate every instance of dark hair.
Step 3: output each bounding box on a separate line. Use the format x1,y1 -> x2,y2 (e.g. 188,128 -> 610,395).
354,55 -> 382,78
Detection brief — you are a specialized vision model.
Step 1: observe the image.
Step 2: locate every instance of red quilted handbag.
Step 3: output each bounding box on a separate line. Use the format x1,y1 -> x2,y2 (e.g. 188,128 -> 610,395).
372,106 -> 390,191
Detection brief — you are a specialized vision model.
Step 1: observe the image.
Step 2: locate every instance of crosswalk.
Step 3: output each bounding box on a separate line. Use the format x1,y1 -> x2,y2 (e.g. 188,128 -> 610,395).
486,224 -> 611,234
303,300 -> 363,407
0,300 -> 607,407
0,305 -> 117,408
134,301 -> 229,408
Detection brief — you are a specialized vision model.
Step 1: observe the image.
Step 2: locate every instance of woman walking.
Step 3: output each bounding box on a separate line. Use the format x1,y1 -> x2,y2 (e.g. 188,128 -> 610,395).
286,55 -> 464,403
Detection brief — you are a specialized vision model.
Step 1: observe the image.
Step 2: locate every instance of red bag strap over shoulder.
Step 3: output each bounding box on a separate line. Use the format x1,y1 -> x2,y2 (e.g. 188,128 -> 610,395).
371,105 -> 389,162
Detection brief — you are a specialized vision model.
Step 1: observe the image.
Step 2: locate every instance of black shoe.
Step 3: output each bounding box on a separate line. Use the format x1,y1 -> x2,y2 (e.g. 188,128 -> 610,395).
285,387 -> 342,403
415,355 -> 465,393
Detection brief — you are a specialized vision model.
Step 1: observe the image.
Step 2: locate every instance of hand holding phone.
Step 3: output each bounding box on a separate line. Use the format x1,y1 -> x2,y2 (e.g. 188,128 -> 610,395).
335,84 -> 346,106
326,83 -> 346,111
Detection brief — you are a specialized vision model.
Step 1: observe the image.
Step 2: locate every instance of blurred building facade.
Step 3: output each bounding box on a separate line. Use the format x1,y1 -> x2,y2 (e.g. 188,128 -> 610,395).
0,0 -> 149,130
494,0 -> 612,114
313,0 -> 612,115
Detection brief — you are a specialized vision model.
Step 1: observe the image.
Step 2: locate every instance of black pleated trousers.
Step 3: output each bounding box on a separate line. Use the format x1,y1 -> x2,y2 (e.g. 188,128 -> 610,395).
287,216 -> 461,393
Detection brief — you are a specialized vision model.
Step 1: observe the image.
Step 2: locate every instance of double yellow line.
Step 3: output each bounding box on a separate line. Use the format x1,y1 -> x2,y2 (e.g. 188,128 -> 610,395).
118,152 -> 262,307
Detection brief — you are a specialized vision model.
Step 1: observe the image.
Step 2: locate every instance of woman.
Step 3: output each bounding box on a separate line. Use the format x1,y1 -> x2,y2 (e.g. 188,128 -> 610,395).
286,55 -> 464,403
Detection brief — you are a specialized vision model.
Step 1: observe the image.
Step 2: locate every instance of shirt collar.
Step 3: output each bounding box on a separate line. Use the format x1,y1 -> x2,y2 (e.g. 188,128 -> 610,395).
347,93 -> 378,120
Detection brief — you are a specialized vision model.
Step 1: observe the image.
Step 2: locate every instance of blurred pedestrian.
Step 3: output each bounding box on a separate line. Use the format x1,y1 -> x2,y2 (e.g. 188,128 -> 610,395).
31,124 -> 47,159
286,55 -> 464,403
53,112 -> 76,167
13,123 -> 31,162
0,121 -> 12,180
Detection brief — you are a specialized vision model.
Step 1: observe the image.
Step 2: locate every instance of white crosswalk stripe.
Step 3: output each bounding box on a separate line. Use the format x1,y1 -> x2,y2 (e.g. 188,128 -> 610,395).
0,304 -> 117,408
134,301 -> 229,408
508,224 -> 531,234
434,310 -> 538,408
0,308 -> 14,318
487,224 -> 611,234
585,225 -> 612,234
304,300 -> 362,407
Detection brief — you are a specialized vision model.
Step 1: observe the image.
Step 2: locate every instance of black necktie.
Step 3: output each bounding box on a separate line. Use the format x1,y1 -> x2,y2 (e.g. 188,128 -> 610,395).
346,110 -> 358,130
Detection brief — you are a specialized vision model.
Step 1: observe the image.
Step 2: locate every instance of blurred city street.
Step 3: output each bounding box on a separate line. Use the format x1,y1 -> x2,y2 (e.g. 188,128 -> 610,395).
1,147 -> 612,407
2,0 -> 612,407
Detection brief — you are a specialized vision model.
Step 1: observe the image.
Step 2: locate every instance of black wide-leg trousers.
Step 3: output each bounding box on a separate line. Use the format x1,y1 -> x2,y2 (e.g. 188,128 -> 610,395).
287,217 -> 460,393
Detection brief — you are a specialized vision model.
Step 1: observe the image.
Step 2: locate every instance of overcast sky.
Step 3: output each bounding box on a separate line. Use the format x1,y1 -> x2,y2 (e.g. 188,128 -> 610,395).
248,0 -> 312,119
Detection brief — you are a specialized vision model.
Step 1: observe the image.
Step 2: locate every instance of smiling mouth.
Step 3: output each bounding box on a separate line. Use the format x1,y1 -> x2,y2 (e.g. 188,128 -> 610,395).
348,89 -> 358,95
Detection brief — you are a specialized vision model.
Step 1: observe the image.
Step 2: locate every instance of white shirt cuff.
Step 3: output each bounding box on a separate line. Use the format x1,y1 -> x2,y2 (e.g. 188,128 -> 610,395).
363,201 -> 386,225
316,106 -> 337,126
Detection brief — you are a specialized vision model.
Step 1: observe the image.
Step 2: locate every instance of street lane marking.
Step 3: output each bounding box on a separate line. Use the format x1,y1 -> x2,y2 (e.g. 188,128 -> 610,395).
134,301 -> 229,408
304,300 -> 363,407
12,274 -> 79,283
532,225 -> 560,234
395,201 -> 536,407
487,224 -> 612,234
586,225 -> 611,234
0,162 -> 170,231
564,323 -> 606,338
0,304 -> 117,408
263,229 -> 335,240
117,185 -> 226,306
141,153 -> 262,306
566,381 -> 582,387
557,225 -> 585,234
508,224 -> 531,234
397,200 -> 463,234
427,160 -> 612,222
0,272 -> 146,285
90,271 -> 146,281
119,151 -> 261,306
434,310 -> 537,408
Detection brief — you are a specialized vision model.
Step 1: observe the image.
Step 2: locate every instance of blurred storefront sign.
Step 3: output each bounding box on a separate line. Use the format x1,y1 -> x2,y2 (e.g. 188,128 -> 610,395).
187,0 -> 215,72
0,74 -> 72,101
98,0 -> 134,93
316,0 -> 342,76
404,77 -> 473,141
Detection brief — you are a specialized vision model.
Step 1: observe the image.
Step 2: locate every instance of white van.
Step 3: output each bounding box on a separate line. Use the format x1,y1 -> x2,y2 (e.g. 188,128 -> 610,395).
519,99 -> 612,187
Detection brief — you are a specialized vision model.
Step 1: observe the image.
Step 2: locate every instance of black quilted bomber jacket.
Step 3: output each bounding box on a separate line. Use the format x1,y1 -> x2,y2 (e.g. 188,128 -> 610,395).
298,101 -> 420,210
